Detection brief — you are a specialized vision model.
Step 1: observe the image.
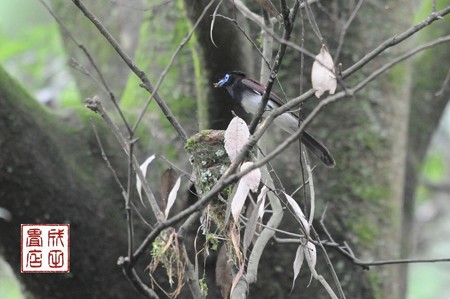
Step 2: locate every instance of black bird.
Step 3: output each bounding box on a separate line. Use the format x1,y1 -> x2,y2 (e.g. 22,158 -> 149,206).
214,71 -> 335,167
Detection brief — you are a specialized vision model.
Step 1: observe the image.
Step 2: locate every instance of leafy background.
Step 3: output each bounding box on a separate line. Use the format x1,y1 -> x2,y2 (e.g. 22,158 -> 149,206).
0,0 -> 449,298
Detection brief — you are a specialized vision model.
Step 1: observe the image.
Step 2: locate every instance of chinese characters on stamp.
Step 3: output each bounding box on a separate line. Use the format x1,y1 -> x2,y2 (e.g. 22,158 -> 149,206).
21,224 -> 70,273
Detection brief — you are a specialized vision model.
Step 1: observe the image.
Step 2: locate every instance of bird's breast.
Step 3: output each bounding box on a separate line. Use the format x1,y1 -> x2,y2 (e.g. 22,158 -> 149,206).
241,92 -> 263,115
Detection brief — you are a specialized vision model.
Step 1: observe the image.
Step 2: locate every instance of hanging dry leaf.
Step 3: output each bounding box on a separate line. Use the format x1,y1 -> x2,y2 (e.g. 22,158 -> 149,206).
243,198 -> 263,254
160,168 -> 178,209
164,176 -> 181,220
240,162 -> 261,192
231,162 -> 262,222
305,241 -> 317,287
257,186 -> 269,219
224,116 -> 250,162
305,241 -> 317,271
311,45 -> 337,98
231,179 -> 250,222
284,192 -> 310,234
291,244 -> 305,292
136,154 -> 155,206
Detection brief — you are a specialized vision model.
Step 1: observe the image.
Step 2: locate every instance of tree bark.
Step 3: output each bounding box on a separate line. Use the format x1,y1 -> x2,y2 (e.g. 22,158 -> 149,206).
400,2 -> 450,296
0,65 -> 142,298
181,1 -> 446,298
183,0 -> 255,130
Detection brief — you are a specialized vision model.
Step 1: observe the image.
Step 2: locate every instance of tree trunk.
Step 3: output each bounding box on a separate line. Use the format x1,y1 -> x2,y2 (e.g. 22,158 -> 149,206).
400,1 -> 450,296
181,1 -> 447,298
52,0 -> 143,106
0,65 -> 142,298
183,0 -> 255,130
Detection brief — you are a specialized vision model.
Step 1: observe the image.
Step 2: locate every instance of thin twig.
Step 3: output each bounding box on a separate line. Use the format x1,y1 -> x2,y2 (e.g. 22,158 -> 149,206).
132,0 -> 216,132
91,121 -> 154,229
109,0 -> 173,11
312,227 -> 346,299
38,0 -> 133,134
248,0 -> 301,134
435,65 -> 450,96
71,0 -> 187,142
85,97 -> 164,222
334,0 -> 364,62
126,140 -> 135,259
129,21 -> 450,277
143,33 -> 450,244
303,0 -> 323,42
90,121 -> 127,196
238,35 -> 450,176
352,35 -> 450,92
342,6 -> 450,78
119,262 -> 159,299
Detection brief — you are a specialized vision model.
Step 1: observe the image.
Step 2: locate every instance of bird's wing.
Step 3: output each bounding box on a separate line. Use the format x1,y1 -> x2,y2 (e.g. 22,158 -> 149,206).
241,78 -> 287,106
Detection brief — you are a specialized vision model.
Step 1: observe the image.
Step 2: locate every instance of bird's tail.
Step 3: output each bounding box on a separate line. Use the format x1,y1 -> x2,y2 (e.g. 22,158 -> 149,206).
301,132 -> 336,167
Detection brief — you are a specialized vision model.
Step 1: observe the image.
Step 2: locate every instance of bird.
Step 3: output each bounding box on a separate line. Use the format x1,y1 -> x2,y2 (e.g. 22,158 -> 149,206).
214,71 -> 335,167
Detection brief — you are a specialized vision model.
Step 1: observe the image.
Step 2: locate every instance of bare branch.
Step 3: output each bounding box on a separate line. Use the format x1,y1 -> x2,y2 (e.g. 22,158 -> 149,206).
38,0 -> 132,134
249,0 -> 301,134
132,0 -> 215,133
118,259 -> 160,299
71,0 -> 188,142
85,98 -> 164,222
334,0 -> 364,62
435,65 -> 450,96
342,6 -> 450,78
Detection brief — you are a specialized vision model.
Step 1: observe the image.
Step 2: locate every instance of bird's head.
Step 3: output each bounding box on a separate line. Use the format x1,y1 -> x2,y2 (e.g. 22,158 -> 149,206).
214,71 -> 246,88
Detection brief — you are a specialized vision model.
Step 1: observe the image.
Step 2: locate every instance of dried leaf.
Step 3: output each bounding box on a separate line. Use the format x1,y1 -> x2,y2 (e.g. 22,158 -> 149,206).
231,179 -> 250,222
243,199 -> 263,254
305,241 -> 317,287
284,192 -> 310,234
311,45 -> 337,98
305,241 -> 317,271
230,263 -> 245,297
291,245 -> 305,292
257,186 -> 269,219
164,176 -> 181,220
224,116 -> 250,162
136,154 -> 155,206
240,162 -> 261,192
160,168 -> 178,208
229,227 -> 244,297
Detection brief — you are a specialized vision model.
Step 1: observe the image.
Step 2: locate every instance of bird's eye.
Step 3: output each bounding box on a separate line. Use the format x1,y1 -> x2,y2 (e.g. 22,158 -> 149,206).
225,74 -> 230,82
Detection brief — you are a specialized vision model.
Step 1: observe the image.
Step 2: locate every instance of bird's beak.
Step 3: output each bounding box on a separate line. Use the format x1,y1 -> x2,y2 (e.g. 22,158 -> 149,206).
214,78 -> 225,88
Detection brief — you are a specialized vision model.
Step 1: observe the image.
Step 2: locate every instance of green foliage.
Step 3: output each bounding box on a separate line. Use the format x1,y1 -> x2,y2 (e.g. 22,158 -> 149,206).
422,152 -> 446,183
0,2 -> 81,107
413,0 -> 448,23
0,22 -> 63,79
206,233 -> 219,251
417,152 -> 446,203
60,81 -> 81,108
199,276 -> 208,297
120,0 -> 199,161
0,259 -> 24,299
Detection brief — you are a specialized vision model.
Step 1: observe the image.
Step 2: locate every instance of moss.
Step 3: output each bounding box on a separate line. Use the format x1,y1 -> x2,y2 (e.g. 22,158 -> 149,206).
351,219 -> 378,244
367,271 -> 383,299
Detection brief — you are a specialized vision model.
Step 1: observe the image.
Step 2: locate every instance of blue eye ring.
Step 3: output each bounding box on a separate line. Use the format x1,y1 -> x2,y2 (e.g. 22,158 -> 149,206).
217,73 -> 230,87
